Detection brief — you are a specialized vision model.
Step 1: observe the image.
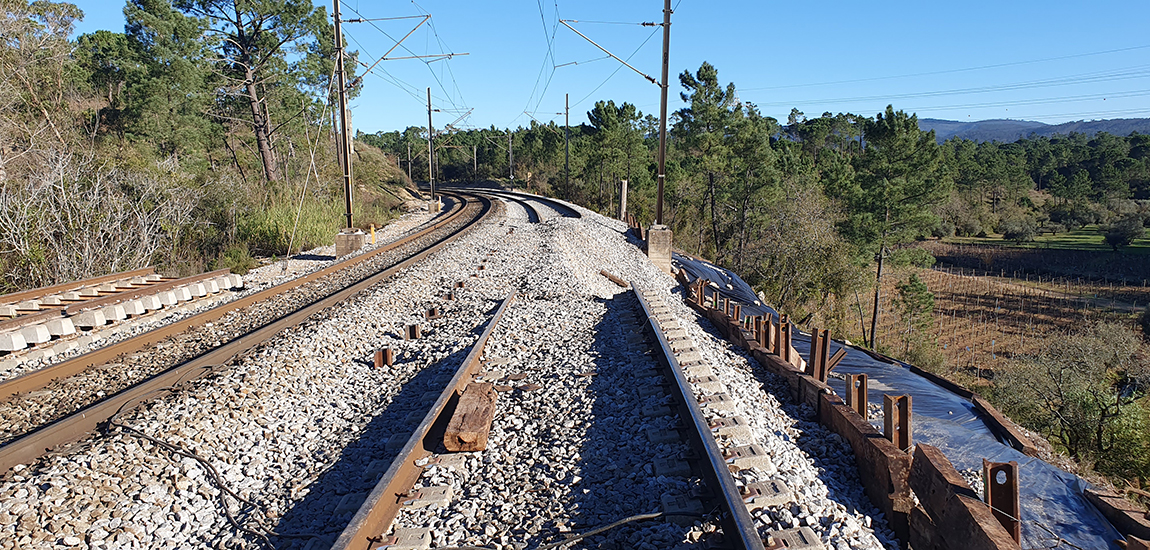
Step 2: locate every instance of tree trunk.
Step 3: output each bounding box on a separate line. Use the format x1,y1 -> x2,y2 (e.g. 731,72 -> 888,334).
869,226 -> 889,349
245,66 -> 279,182
709,171 -> 720,261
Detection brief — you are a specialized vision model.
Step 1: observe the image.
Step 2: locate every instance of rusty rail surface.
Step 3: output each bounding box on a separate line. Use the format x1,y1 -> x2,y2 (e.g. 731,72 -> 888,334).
0,192 -> 493,474
0,267 -> 157,308
0,269 -> 234,334
332,291 -> 516,550
463,187 -> 582,219
635,287 -> 767,550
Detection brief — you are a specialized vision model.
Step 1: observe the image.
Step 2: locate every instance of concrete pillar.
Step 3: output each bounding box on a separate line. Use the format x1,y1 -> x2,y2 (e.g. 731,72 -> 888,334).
619,179 -> 628,221
646,224 -> 673,275
335,229 -> 367,258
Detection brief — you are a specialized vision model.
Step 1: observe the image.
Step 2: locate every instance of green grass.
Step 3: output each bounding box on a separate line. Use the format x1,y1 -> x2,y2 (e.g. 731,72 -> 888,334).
945,225 -> 1150,255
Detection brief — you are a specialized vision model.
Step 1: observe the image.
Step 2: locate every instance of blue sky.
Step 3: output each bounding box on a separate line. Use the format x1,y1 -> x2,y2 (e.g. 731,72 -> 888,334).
69,0 -> 1150,133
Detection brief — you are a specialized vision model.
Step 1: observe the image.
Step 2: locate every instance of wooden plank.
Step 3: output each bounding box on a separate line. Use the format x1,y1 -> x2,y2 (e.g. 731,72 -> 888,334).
444,382 -> 497,452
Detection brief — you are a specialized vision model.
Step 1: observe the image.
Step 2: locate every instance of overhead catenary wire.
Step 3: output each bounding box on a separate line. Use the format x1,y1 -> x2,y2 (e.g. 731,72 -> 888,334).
339,1 -> 469,112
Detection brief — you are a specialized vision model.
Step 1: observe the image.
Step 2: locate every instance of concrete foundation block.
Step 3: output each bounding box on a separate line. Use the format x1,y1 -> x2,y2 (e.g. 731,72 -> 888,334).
16,300 -> 40,311
157,291 -> 177,307
203,279 -> 220,294
145,274 -> 162,282
227,274 -> 243,289
74,310 -> 107,329
103,304 -> 126,321
40,295 -> 63,306
20,324 -> 51,344
79,287 -> 100,297
0,332 -> 27,351
335,230 -> 367,258
130,277 -> 149,285
97,283 -> 117,292
45,318 -> 75,337
646,224 -> 673,275
122,300 -> 146,316
213,276 -> 232,290
0,305 -> 16,317
187,283 -> 207,298
173,287 -> 193,302
52,341 -> 77,355
139,295 -> 162,311
60,291 -> 83,301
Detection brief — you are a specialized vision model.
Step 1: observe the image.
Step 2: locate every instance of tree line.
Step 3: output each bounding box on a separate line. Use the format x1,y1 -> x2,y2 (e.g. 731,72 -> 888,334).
365,61 -> 1148,348
1,0 -> 408,292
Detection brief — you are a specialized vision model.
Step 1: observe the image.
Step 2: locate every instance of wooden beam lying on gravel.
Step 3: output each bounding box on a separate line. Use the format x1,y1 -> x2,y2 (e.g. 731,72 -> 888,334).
444,382 -> 497,451
599,269 -> 629,288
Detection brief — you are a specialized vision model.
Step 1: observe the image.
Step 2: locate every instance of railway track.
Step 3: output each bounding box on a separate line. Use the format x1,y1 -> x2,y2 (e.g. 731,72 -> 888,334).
0,193 -> 897,550
332,278 -> 776,550
460,187 -> 583,222
0,268 -> 242,365
0,191 -> 492,473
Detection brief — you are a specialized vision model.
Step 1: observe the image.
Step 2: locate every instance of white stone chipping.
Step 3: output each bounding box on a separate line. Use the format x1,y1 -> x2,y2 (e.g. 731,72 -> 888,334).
0,197 -> 897,550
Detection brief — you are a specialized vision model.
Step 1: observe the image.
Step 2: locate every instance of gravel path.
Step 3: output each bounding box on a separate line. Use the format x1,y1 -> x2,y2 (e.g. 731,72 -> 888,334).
0,197 -> 900,550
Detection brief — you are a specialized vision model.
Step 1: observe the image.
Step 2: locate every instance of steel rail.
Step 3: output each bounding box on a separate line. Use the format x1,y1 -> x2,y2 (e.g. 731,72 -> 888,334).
0,269 -> 235,334
0,268 -> 157,307
463,187 -> 583,219
635,287 -> 767,550
0,194 -> 473,402
0,192 -> 494,474
484,191 -> 541,223
332,291 -> 516,550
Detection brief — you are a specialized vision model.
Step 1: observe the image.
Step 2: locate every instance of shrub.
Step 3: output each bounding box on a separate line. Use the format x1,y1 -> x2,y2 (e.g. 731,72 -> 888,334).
1104,215 -> 1146,251
210,244 -> 257,275
1000,215 -> 1038,243
890,248 -> 936,268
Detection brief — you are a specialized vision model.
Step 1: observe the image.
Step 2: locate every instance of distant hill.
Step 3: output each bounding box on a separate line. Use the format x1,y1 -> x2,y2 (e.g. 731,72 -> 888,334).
918,117 -> 1150,143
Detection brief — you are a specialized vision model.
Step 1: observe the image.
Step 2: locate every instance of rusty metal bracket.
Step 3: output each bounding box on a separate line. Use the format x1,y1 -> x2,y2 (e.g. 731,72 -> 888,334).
374,348 -> 394,368
983,459 -> 1021,543
845,373 -> 867,417
405,324 -> 422,340
884,394 -> 912,452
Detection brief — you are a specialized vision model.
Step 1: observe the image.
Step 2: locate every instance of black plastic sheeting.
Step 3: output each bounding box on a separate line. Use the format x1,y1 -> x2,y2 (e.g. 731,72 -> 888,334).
673,252 -> 1123,550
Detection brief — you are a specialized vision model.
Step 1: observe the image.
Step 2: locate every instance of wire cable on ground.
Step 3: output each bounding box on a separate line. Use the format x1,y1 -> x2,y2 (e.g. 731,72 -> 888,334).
431,511 -> 711,550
